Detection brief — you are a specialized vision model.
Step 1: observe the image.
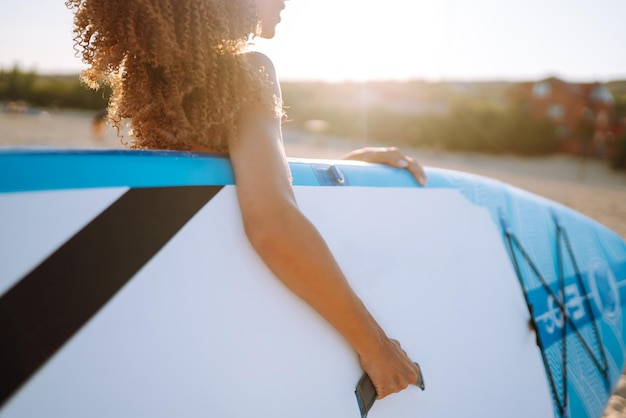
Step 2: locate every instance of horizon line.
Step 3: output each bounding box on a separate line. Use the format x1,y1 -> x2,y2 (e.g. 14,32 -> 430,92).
2,65 -> 625,84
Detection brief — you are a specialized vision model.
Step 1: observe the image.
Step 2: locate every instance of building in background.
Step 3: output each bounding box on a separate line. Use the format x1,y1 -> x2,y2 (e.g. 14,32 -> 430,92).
510,77 -> 615,156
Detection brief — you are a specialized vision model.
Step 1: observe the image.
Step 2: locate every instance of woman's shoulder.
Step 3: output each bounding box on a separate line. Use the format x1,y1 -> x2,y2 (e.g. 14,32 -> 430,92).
241,51 -> 277,78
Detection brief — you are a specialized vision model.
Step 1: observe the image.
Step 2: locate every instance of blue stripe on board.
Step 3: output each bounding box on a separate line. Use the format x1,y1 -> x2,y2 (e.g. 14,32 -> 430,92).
0,149 -> 423,192
310,161 -> 419,188
0,149 -> 235,192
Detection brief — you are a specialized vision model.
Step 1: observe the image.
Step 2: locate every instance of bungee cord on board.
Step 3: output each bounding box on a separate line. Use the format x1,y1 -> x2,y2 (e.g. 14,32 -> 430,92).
500,211 -> 610,418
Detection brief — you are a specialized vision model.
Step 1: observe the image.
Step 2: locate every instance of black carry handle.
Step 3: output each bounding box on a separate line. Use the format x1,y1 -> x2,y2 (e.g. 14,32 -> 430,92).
354,362 -> 425,418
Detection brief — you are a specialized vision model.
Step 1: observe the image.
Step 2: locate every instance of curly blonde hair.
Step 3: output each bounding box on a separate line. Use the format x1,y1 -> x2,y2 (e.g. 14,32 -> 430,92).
66,0 -> 279,152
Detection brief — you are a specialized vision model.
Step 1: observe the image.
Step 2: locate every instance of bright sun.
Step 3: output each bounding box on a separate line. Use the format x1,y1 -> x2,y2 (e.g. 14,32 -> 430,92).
253,0 -> 626,83
256,0 -> 453,82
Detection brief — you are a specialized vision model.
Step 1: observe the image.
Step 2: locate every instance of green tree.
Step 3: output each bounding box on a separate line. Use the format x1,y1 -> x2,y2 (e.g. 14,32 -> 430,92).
0,67 -> 110,110
0,65 -> 37,101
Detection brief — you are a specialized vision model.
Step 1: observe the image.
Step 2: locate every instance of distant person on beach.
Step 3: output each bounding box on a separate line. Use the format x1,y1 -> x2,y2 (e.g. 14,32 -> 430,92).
576,108 -> 595,157
575,107 -> 595,179
91,109 -> 108,141
66,0 -> 426,399
609,117 -> 626,169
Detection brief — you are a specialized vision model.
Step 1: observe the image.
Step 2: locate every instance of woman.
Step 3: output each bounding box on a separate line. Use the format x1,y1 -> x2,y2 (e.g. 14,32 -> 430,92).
66,0 -> 425,399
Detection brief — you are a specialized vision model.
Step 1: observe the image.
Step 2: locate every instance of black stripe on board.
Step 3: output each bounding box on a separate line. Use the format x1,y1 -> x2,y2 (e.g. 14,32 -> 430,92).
0,185 -> 223,407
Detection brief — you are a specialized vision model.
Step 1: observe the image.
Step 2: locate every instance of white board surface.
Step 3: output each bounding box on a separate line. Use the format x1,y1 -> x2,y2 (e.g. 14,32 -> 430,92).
0,186 -> 553,418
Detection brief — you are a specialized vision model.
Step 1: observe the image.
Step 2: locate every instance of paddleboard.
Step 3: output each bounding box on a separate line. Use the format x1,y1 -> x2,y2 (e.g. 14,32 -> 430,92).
0,148 -> 625,418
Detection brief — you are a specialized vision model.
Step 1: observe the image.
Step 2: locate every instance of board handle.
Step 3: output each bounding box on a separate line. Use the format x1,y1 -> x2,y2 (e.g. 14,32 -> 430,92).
328,165 -> 345,185
354,362 -> 425,418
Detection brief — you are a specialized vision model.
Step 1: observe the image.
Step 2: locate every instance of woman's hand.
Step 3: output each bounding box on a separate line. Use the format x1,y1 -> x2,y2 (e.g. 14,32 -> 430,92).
359,338 -> 422,399
341,147 -> 427,186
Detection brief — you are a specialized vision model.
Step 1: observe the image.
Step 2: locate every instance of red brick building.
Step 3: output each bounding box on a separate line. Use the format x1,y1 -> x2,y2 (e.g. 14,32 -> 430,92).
510,77 -> 615,155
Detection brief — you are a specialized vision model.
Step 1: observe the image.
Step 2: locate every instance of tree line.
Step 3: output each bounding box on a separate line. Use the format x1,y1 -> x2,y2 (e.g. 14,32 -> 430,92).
0,66 -> 109,110
281,81 -> 561,155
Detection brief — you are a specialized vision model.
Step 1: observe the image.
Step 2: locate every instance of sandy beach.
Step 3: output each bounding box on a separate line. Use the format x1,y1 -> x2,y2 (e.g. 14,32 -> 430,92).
2,110 -> 626,416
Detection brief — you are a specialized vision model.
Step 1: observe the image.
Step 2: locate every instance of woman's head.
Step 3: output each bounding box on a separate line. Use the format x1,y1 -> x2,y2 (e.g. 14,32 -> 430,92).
66,0 -> 282,152
254,0 -> 286,39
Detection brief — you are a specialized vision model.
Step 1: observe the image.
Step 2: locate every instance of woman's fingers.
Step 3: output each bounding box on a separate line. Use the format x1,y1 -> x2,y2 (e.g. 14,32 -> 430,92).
383,149 -> 428,186
359,338 -> 422,399
373,362 -> 421,399
405,156 -> 428,187
342,147 -> 428,186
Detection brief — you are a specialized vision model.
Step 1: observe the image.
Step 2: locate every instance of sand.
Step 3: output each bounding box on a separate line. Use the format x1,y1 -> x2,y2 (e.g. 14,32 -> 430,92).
2,110 -> 626,416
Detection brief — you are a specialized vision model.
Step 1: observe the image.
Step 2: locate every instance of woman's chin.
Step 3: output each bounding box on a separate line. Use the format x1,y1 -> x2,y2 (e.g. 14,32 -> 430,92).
260,30 -> 276,39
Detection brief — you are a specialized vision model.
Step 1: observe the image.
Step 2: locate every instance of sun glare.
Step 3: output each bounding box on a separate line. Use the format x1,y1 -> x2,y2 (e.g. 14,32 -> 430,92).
256,0 -> 452,81
253,0 -> 626,83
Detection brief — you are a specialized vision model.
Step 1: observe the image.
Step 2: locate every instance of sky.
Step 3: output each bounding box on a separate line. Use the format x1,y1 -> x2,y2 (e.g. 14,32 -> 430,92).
1,0 -> 625,83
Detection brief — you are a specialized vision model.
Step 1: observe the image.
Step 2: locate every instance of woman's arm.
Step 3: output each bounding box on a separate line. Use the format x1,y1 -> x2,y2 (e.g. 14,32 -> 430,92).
228,53 -> 420,398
